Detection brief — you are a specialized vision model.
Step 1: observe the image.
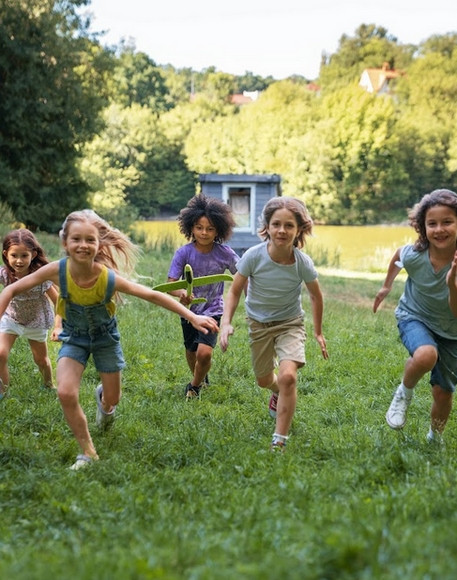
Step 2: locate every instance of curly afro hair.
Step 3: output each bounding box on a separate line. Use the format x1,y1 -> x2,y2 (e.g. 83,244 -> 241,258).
178,195 -> 236,243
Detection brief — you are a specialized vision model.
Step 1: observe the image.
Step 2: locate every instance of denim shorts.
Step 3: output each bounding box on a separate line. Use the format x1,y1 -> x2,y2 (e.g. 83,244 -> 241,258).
180,316 -> 220,352
397,318 -> 457,392
57,322 -> 125,373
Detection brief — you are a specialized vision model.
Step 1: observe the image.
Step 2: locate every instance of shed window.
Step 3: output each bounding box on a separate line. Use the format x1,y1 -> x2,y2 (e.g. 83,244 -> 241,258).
226,186 -> 251,228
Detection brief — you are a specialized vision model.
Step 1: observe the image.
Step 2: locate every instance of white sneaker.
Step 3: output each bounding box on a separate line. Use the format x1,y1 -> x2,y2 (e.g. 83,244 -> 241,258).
426,431 -> 444,446
386,385 -> 411,429
95,384 -> 116,429
69,454 -> 95,471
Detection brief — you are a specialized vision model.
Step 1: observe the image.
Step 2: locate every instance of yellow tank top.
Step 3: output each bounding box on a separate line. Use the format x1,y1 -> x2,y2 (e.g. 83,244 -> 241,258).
56,262 -> 116,319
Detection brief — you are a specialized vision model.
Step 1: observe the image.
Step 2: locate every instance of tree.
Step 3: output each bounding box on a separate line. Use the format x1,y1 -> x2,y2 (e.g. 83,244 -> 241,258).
110,43 -> 170,112
394,34 -> 457,197
319,23 -> 415,93
233,71 -> 276,92
0,0 -> 110,231
81,103 -> 195,222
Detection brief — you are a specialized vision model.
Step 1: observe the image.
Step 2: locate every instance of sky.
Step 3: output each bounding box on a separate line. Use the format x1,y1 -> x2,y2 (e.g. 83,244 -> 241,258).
86,0 -> 456,80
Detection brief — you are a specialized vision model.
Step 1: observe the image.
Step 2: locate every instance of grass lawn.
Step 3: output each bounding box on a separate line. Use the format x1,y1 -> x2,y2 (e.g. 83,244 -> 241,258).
1,247 -> 456,579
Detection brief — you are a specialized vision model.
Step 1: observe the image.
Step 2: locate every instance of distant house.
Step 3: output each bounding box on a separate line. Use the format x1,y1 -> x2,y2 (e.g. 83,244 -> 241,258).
359,62 -> 404,94
199,173 -> 282,255
230,90 -> 260,105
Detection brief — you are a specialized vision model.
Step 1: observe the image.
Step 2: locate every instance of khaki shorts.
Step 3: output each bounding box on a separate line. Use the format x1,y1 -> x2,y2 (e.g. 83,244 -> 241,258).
247,315 -> 306,379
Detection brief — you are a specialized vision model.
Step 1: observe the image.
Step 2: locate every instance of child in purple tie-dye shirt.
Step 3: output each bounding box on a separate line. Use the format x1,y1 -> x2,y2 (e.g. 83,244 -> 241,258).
168,195 -> 238,399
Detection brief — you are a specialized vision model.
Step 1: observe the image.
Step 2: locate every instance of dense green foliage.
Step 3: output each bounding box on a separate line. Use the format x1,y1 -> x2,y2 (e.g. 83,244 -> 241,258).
1,3 -> 457,229
0,0 -> 111,231
1,245 -> 457,579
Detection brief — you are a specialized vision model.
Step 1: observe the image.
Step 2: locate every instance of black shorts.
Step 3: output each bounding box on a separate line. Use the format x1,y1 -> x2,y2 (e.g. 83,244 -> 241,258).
180,316 -> 221,352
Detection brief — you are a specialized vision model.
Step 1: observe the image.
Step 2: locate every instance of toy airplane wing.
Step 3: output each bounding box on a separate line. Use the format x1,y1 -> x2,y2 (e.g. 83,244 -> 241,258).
192,273 -> 234,287
153,279 -> 188,293
153,264 -> 233,301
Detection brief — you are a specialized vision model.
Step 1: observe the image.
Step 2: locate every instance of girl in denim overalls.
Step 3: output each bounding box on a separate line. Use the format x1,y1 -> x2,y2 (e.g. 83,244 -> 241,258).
0,210 -> 219,470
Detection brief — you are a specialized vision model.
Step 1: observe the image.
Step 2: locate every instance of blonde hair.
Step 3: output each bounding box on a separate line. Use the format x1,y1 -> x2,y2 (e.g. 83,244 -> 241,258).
59,210 -> 140,276
258,197 -> 313,249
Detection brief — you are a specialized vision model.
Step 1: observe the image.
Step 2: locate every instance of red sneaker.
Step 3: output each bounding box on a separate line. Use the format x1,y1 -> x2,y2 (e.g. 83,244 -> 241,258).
269,392 -> 278,419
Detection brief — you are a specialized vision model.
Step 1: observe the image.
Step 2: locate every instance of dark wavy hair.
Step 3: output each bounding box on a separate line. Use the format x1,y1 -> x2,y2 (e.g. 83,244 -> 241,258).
409,189 -> 457,251
257,197 -> 313,249
2,229 -> 49,284
177,194 -> 235,243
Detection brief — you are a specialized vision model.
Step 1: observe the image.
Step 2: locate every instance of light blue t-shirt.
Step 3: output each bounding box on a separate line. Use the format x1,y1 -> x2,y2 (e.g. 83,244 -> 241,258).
168,242 -> 239,316
395,244 -> 457,338
237,242 -> 318,323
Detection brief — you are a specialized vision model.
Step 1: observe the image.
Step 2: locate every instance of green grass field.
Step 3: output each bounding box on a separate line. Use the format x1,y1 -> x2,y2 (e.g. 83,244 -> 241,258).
1,247 -> 457,579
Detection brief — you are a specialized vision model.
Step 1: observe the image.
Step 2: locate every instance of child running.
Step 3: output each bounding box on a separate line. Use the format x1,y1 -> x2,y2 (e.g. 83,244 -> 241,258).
0,229 -> 58,399
374,189 -> 457,443
167,194 -> 238,399
219,197 -> 328,452
0,210 -> 218,469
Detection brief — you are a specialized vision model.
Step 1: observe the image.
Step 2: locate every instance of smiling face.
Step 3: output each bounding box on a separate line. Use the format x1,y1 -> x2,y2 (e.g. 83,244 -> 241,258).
3,244 -> 36,278
425,204 -> 457,252
63,220 -> 100,264
191,216 -> 218,252
266,207 -> 300,251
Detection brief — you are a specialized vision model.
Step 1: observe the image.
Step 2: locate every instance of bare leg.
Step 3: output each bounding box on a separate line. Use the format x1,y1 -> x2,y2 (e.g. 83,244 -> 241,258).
185,344 -> 212,387
57,357 -> 98,459
274,360 -> 299,436
98,371 -> 121,413
0,332 -> 16,390
257,371 -> 278,393
386,345 -> 439,430
29,339 -> 54,388
257,360 -> 301,437
403,345 -> 438,389
430,384 -> 453,434
185,350 -> 196,375
192,343 -> 212,386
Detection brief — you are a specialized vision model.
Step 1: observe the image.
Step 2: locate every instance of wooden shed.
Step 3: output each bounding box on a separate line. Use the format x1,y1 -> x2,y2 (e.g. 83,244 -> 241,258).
199,173 -> 282,255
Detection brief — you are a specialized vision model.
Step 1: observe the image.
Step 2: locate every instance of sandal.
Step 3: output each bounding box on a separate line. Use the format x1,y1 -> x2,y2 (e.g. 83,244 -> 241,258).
41,384 -> 57,391
185,383 -> 201,399
70,454 -> 95,471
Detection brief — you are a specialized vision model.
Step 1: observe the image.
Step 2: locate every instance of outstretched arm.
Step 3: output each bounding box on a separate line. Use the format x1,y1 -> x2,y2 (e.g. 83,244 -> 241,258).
0,263 -> 58,319
219,272 -> 247,352
447,250 -> 457,317
373,248 -> 402,313
114,276 -> 218,333
305,279 -> 328,359
45,284 -> 62,341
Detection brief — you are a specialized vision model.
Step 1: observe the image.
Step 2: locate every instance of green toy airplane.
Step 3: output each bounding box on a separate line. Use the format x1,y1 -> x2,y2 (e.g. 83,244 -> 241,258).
153,264 -> 233,305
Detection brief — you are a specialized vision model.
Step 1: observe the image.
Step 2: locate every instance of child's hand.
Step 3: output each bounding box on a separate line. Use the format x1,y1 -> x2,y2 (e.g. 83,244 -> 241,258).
315,334 -> 329,359
446,251 -> 457,287
373,286 -> 390,313
191,315 -> 219,334
172,289 -> 193,306
179,292 -> 194,306
219,323 -> 234,352
50,326 -> 62,342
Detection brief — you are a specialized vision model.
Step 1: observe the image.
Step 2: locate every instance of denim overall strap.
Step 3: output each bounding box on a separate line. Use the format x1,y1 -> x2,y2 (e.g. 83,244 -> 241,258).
59,258 -> 113,303
104,269 -> 115,304
59,258 -> 69,299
